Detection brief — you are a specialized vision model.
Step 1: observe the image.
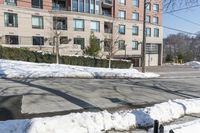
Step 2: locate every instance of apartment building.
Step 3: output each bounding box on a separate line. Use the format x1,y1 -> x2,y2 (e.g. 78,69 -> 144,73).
0,0 -> 163,66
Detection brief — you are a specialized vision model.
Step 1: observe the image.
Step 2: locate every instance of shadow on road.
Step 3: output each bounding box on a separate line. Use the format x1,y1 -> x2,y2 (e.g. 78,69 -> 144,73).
2,78 -> 102,111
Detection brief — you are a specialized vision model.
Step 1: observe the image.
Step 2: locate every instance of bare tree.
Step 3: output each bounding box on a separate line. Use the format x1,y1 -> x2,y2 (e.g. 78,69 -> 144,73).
103,29 -> 121,68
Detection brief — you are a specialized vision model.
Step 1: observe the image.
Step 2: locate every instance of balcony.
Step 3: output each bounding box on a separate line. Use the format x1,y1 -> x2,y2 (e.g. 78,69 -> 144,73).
52,0 -> 67,11
102,0 -> 112,8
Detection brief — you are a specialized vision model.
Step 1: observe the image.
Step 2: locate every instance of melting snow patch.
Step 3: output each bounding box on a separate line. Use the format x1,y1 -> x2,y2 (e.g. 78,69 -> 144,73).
1,98 -> 200,133
0,59 -> 159,78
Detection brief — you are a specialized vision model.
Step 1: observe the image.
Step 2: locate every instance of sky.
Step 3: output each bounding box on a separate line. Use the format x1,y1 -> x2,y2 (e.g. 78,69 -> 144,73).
163,6 -> 200,38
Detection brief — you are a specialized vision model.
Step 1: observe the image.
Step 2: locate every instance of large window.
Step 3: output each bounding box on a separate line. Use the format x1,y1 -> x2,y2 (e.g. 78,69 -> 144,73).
153,4 -> 159,12
90,0 -> 95,14
32,36 -> 44,45
146,3 -> 151,11
119,0 -> 125,5
146,27 -> 151,37
85,0 -> 90,13
53,17 -> 67,30
146,15 -> 151,23
154,28 -> 159,37
72,0 -> 78,11
118,10 -> 126,19
32,0 -> 43,9
79,0 -> 84,12
104,22 -> 113,33
32,16 -> 43,29
5,0 -> 17,6
96,0 -> 100,14
91,21 -> 100,32
132,26 -> 139,35
5,35 -> 19,45
73,19 -> 84,31
119,24 -> 125,34
60,36 -> 69,44
104,39 -> 111,52
74,38 -> 85,49
118,40 -> 125,50
132,12 -> 139,21
146,44 -> 158,54
4,12 -> 18,27
153,16 -> 159,24
133,0 -> 139,7
132,41 -> 138,50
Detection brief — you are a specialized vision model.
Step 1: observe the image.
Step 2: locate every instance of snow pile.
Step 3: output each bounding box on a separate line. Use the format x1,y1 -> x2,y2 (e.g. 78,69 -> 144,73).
148,119 -> 200,133
1,98 -> 200,133
184,61 -> 200,68
0,59 -> 159,78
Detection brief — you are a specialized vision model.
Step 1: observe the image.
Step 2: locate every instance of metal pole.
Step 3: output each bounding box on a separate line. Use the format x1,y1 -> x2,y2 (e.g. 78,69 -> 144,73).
142,0 -> 147,73
55,13 -> 59,64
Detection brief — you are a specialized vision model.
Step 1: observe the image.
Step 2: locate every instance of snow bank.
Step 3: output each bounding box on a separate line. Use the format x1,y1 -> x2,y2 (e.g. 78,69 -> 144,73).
148,119 -> 200,133
0,59 -> 159,78
1,98 -> 200,133
184,61 -> 200,68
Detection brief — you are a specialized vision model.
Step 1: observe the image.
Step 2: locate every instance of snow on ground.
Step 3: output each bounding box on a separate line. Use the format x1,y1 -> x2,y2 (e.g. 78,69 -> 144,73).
0,59 -> 159,78
148,119 -> 200,133
184,61 -> 200,68
1,98 -> 200,133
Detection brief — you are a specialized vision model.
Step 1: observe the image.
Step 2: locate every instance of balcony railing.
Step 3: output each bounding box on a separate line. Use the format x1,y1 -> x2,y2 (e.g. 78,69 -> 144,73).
102,0 -> 112,8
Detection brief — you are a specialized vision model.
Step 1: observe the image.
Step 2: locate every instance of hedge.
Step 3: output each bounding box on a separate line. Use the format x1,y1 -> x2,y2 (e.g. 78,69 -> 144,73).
0,46 -> 131,68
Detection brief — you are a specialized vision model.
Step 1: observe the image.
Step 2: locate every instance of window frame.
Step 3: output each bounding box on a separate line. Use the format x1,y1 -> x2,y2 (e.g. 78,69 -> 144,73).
32,36 -> 44,45
119,24 -> 126,35
73,19 -> 85,31
4,12 -> 18,27
132,26 -> 139,36
118,40 -> 126,50
132,41 -> 139,50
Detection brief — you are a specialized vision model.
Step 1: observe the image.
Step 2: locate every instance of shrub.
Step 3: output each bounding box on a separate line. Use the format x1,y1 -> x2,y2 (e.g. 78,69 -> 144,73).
0,46 -> 131,68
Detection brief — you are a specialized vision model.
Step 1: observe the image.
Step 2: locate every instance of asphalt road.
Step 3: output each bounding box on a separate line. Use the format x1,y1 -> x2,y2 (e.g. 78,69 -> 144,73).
0,65 -> 200,120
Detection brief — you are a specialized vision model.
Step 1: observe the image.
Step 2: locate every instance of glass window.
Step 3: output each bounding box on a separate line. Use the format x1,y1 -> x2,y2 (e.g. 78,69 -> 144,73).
90,0 -> 95,14
4,12 -> 18,27
146,43 -> 158,54
32,16 -> 43,29
5,0 -> 17,6
153,4 -> 159,12
5,35 -> 19,45
74,38 -> 85,49
104,39 -> 111,52
104,22 -> 113,33
73,19 -> 84,31
132,41 -> 138,50
146,3 -> 151,11
119,0 -> 125,5
79,0 -> 84,12
119,24 -> 125,34
91,21 -> 100,32
132,26 -> 139,35
133,0 -> 139,7
72,0 -> 78,11
153,16 -> 158,24
132,12 -> 139,21
60,36 -> 69,44
118,40 -> 125,50
146,15 -> 151,23
96,0 -> 100,14
118,10 -> 126,19
154,28 -> 159,37
146,27 -> 151,37
85,0 -> 90,13
33,36 -> 44,45
32,0 -> 43,9
53,17 -> 67,30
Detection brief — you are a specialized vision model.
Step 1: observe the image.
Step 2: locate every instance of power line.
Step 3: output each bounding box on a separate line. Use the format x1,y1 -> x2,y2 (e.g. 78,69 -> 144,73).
163,4 -> 200,14
163,25 -> 198,35
169,14 -> 200,27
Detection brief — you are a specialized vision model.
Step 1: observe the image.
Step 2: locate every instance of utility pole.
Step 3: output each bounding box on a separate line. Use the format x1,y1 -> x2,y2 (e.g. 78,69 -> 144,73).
54,12 -> 60,64
142,0 -> 147,73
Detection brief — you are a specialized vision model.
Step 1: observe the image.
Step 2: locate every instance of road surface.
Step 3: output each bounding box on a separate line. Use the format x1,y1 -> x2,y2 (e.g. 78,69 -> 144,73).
0,65 -> 200,120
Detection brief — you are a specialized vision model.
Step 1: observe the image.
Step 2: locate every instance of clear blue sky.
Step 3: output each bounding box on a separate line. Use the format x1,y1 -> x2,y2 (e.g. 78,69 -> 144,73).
163,6 -> 200,38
